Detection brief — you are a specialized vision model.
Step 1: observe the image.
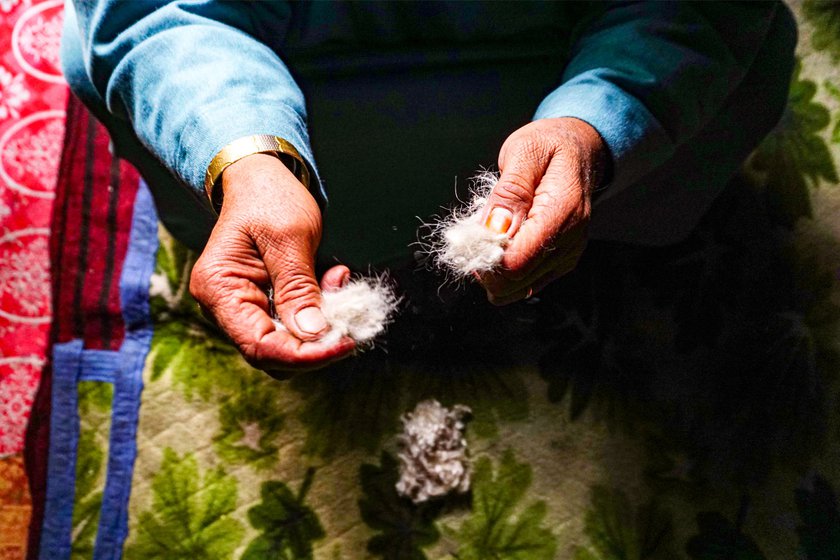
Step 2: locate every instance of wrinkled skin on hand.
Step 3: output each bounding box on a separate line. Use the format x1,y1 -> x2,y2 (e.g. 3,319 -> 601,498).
190,154 -> 355,377
189,119 -> 606,372
479,117 -> 609,305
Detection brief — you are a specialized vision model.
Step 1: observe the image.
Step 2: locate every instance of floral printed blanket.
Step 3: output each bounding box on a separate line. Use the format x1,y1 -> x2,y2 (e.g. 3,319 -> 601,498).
15,1 -> 840,559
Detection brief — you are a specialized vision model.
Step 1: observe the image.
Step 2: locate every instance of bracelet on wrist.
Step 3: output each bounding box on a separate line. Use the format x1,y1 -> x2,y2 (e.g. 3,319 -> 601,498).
203,135 -> 311,213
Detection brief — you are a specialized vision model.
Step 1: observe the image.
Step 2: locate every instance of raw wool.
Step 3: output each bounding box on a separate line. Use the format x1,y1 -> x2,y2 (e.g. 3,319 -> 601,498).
320,275 -> 400,346
395,399 -> 472,503
272,275 -> 400,346
423,170 -> 508,279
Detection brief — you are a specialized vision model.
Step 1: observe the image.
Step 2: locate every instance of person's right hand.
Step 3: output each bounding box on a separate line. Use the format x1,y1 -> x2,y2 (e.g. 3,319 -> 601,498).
189,153 -> 355,377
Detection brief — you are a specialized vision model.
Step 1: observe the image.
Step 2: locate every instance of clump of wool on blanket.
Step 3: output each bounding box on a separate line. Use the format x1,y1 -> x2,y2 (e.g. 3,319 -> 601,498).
272,275 -> 400,346
423,170 -> 508,279
395,399 -> 472,504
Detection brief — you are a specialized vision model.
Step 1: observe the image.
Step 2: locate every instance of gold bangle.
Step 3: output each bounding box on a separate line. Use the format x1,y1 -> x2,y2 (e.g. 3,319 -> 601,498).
203,135 -> 312,212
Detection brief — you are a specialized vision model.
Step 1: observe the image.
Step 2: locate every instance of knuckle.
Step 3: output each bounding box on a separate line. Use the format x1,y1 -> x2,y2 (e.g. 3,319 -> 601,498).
504,267 -> 530,281
189,258 -> 230,307
254,220 -> 318,251
236,334 -> 282,369
274,271 -> 319,305
189,260 -> 212,302
239,341 -> 260,364
188,272 -> 203,301
478,273 -> 503,294
503,251 -> 532,276
515,131 -> 552,160
484,283 -> 506,297
493,178 -> 533,206
509,132 -> 542,154
501,131 -> 548,166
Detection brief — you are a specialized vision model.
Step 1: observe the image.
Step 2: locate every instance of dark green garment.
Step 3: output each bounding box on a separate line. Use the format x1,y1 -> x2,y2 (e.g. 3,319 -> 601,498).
62,1 -> 795,266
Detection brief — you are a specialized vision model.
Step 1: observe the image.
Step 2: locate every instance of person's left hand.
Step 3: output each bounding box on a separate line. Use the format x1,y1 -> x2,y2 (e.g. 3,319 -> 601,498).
478,117 -> 609,305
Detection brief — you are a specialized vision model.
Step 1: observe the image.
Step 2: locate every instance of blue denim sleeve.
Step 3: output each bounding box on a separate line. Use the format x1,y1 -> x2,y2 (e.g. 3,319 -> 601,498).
535,2 -> 783,197
69,0 -> 321,201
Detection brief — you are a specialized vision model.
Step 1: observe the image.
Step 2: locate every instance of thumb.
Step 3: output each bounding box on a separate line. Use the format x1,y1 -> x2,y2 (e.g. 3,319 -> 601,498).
263,240 -> 330,342
481,140 -> 550,239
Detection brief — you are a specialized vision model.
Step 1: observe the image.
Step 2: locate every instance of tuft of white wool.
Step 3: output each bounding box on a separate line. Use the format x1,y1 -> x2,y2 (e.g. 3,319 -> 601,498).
273,275 -> 399,346
424,170 -> 508,279
320,276 -> 400,345
395,399 -> 472,503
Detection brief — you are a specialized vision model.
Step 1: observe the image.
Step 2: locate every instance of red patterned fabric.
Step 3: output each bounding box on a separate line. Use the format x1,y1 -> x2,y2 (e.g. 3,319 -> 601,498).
2,2 -> 142,556
0,0 -> 66,459
1,2 -> 67,557
25,79 -> 142,560
50,98 -> 141,351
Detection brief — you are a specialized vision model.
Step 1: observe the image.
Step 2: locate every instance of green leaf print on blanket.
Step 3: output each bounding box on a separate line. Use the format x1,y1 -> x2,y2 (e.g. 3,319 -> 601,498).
803,0 -> 840,63
358,452 -> 444,560
241,470 -> 325,560
71,381 -> 113,559
125,448 -> 244,559
70,430 -> 105,559
826,80 -> 840,145
150,227 -> 195,321
148,228 -> 258,402
574,486 -> 677,560
77,381 -> 114,414
748,60 -> 837,224
213,384 -> 286,471
682,475 -> 840,560
149,231 -> 252,401
149,310 -> 251,402
444,450 -> 557,560
291,355 -> 403,458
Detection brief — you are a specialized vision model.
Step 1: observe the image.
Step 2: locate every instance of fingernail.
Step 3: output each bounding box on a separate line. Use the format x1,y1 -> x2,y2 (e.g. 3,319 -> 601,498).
485,207 -> 513,234
294,306 -> 328,335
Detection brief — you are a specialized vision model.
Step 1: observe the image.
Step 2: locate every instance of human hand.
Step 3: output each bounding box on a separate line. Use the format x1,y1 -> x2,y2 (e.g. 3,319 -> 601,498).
190,153 -> 355,376
478,117 -> 609,305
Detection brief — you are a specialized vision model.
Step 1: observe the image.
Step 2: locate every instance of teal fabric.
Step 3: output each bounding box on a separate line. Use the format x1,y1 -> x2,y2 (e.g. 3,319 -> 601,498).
62,1 -> 793,263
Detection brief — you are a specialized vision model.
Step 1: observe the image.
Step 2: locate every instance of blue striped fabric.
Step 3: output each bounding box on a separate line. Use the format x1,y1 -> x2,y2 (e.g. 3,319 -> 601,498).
38,181 -> 158,560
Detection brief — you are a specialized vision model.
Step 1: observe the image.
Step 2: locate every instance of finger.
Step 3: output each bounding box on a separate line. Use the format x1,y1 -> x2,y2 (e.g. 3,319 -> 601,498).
320,264 -> 351,292
480,210 -> 585,294
247,322 -> 354,371
259,236 -> 330,342
191,269 -> 355,371
501,156 -> 589,276
487,287 -> 531,306
484,249 -> 577,301
482,223 -> 585,300
262,343 -> 355,379
487,257 -> 579,306
481,253 -> 552,298
479,138 -> 551,240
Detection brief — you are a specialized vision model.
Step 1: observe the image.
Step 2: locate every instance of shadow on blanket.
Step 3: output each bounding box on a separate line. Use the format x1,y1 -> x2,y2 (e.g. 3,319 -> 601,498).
297,172 -> 838,492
